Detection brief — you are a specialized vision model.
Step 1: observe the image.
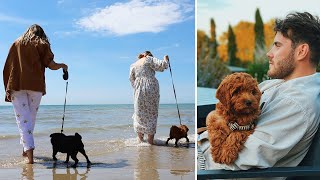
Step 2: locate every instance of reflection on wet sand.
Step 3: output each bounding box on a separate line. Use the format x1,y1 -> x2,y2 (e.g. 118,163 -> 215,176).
133,144 -> 194,180
20,164 -> 90,180
134,146 -> 160,180
168,145 -> 194,179
16,143 -> 194,179
52,168 -> 90,180
21,164 -> 34,180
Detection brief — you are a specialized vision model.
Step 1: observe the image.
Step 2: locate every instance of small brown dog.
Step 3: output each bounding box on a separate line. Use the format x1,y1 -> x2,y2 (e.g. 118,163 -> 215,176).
166,125 -> 189,146
206,72 -> 261,165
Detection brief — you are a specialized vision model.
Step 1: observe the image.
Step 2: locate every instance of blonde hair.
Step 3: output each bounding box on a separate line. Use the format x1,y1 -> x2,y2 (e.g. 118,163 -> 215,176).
17,24 -> 50,45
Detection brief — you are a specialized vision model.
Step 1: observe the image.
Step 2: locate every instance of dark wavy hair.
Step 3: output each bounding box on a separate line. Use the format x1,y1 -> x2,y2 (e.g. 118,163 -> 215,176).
274,12 -> 320,66
137,50 -> 153,59
144,51 -> 153,57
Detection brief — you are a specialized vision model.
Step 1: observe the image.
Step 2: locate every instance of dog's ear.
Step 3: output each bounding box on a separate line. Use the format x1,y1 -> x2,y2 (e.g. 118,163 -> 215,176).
216,79 -> 230,106
75,133 -> 82,139
182,125 -> 189,132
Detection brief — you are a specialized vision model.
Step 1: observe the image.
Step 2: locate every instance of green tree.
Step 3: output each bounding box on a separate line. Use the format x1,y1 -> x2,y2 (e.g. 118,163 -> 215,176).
248,46 -> 269,83
254,8 -> 266,60
197,45 -> 230,88
227,25 -> 238,66
209,18 -> 218,59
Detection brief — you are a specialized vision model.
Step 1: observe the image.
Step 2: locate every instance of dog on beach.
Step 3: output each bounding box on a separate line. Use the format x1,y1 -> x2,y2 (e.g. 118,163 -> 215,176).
206,72 -> 261,165
166,125 -> 189,146
50,132 -> 91,167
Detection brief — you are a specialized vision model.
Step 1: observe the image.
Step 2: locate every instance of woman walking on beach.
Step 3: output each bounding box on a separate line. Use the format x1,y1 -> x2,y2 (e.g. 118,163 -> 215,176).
129,51 -> 169,144
3,24 -> 68,164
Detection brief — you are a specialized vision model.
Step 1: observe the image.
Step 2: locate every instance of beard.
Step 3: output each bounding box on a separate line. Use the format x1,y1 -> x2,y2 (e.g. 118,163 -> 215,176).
267,50 -> 295,79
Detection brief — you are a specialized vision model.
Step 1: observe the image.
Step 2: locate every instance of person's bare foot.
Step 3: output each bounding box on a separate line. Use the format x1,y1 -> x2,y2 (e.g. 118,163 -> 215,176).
147,134 -> 154,145
25,149 -> 34,164
138,133 -> 144,143
22,149 -> 27,157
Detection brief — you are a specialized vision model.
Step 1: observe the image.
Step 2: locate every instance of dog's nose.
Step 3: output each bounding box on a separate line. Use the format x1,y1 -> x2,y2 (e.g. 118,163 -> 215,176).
245,100 -> 252,106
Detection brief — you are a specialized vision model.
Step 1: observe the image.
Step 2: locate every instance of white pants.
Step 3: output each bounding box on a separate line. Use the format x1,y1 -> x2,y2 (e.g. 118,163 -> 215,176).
11,90 -> 42,151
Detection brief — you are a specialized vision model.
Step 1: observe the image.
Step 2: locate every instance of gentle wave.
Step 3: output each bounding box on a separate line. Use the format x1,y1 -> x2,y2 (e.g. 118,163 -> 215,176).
1,124 -> 162,138
0,134 -> 195,168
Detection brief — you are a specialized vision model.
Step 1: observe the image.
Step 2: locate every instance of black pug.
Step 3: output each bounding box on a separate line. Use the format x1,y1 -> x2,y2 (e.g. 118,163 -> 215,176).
50,132 -> 91,167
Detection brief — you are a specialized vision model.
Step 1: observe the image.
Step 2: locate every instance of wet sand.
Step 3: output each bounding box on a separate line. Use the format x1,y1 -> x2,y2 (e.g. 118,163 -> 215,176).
0,104 -> 195,179
0,168 -> 194,180
0,138 -> 195,180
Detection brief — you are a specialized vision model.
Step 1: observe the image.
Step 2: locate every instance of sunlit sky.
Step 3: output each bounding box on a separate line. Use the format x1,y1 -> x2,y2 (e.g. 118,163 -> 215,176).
198,0 -> 320,37
0,0 -> 195,105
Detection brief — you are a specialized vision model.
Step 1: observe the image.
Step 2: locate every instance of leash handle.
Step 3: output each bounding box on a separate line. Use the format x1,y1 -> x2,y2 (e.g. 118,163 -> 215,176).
168,59 -> 182,125
61,81 -> 68,133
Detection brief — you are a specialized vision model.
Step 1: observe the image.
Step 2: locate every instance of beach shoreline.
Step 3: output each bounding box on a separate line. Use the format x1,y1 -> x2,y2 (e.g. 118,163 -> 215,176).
0,141 -> 195,180
0,104 -> 195,179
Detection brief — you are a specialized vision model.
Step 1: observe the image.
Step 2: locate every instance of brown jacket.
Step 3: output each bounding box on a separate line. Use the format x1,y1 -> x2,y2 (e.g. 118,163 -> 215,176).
3,40 -> 53,102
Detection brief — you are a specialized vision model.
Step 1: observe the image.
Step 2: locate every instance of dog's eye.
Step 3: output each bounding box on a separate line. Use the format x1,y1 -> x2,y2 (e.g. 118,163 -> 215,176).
252,90 -> 256,95
232,88 -> 240,95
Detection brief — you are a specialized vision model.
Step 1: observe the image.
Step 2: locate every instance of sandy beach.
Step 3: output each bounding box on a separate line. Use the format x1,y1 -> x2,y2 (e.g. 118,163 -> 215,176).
0,168 -> 193,180
0,104 -> 195,179
0,139 -> 195,180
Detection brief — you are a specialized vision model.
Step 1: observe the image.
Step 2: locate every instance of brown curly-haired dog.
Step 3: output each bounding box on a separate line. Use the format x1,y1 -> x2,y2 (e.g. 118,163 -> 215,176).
206,72 -> 262,165
166,125 -> 189,146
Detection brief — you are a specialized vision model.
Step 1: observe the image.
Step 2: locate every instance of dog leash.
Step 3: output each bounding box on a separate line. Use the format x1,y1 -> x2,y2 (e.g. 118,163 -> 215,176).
61,81 -> 68,133
168,58 -> 182,125
61,69 -> 69,133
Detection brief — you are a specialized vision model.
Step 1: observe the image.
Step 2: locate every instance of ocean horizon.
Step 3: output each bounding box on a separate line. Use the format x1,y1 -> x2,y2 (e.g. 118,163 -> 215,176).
0,103 -> 195,107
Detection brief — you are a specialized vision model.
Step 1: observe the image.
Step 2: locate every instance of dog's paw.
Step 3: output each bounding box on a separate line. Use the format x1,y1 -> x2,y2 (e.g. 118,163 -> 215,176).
220,153 -> 237,165
223,156 -> 236,165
